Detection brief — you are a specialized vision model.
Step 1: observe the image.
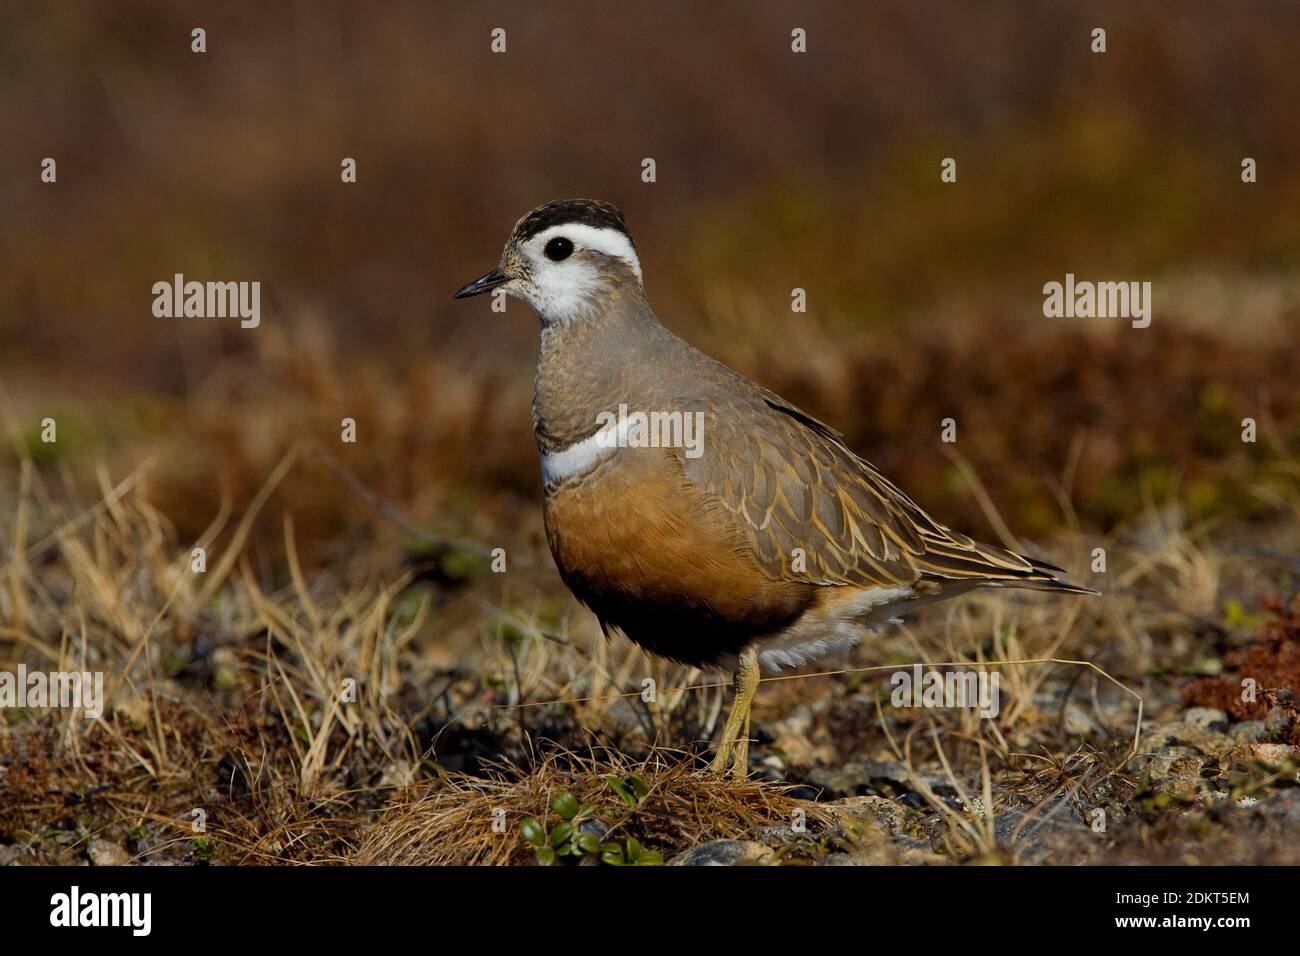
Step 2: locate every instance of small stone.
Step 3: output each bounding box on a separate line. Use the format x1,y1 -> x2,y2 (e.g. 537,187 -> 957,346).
1169,755 -> 1206,777
1183,707 -> 1228,730
577,818 -> 611,842
806,762 -> 870,796
87,838 -> 130,866
670,839 -> 775,866
819,837 -> 944,866
0,844 -> 22,866
1155,777 -> 1199,801
1264,790 -> 1300,822
1141,721 -> 1234,759
897,844 -> 948,865
992,795 -> 1087,863
1244,742 -> 1297,769
1230,721 -> 1267,744
1265,707 -> 1292,735
1132,750 -> 1200,783
806,760 -> 935,798
1062,703 -> 1104,736
820,845 -> 894,866
822,795 -> 916,836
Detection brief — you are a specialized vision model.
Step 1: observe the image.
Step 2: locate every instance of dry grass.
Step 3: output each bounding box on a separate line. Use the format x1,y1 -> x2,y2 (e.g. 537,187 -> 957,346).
2,300 -> 1298,866
356,748 -> 832,866
2,432 -> 1295,865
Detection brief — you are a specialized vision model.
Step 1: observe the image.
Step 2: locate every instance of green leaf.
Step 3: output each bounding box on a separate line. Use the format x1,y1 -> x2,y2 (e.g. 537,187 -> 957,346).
600,848 -> 626,866
536,846 -> 556,866
606,776 -> 636,809
627,775 -> 650,800
550,822 -> 574,848
633,851 -> 664,866
552,791 -> 580,820
575,833 -> 601,855
520,817 -> 546,848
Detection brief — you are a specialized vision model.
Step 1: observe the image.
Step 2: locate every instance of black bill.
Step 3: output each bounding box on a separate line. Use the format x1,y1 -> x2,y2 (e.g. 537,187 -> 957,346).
453,268 -> 510,299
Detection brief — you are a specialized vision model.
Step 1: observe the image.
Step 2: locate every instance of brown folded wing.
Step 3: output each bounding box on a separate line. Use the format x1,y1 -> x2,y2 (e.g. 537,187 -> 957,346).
675,389 -> 1077,591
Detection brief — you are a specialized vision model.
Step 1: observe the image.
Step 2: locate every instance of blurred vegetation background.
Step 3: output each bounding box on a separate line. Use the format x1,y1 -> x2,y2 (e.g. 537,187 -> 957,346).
1,0 -> 1298,558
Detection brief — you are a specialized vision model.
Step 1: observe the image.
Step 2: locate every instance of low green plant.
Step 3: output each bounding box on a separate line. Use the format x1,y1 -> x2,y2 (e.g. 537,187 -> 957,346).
520,782 -> 663,866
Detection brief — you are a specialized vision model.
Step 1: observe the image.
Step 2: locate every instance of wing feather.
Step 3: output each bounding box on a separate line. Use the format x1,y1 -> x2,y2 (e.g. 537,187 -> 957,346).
673,390 -> 1091,594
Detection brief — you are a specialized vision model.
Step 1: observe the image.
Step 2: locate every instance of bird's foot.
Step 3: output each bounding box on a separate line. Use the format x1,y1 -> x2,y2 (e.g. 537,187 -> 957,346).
708,736 -> 751,779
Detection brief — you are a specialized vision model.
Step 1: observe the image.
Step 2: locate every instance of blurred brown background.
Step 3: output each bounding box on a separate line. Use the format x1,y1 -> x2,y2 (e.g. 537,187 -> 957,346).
2,0 -> 1298,555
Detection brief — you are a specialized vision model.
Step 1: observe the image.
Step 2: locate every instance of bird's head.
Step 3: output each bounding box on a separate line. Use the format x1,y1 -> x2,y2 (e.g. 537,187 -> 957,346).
454,199 -> 643,325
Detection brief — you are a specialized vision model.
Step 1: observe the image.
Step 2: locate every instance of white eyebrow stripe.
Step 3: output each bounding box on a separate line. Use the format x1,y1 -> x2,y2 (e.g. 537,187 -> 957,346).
532,223 -> 642,281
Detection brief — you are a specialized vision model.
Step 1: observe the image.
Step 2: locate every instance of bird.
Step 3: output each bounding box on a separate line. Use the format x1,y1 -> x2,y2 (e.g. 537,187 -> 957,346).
454,198 -> 1096,778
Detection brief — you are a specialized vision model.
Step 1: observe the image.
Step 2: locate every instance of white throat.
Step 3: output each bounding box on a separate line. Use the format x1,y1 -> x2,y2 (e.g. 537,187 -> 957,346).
539,416 -> 637,487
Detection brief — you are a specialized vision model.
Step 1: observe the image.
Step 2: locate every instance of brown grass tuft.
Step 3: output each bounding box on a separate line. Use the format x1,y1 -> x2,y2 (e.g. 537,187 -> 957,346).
355,748 -> 831,866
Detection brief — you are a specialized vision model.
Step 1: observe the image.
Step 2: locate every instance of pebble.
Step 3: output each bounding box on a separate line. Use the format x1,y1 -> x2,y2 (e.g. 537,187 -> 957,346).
670,839 -> 775,866
821,795 -> 917,836
1183,707 -> 1228,730
87,838 -> 130,866
1243,742 -> 1298,769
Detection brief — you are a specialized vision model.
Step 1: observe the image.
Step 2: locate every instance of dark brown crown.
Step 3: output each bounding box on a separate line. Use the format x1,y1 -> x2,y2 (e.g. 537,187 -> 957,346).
512,199 -> 634,246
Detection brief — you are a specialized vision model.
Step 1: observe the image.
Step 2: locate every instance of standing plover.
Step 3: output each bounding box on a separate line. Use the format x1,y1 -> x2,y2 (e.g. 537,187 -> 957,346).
455,199 -> 1095,778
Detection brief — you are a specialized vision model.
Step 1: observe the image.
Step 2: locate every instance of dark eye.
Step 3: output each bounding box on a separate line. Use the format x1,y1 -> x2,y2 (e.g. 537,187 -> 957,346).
544,236 -> 573,261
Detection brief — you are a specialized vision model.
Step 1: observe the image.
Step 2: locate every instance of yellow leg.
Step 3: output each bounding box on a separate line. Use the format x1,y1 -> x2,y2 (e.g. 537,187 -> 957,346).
733,704 -> 753,781
709,646 -> 760,778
